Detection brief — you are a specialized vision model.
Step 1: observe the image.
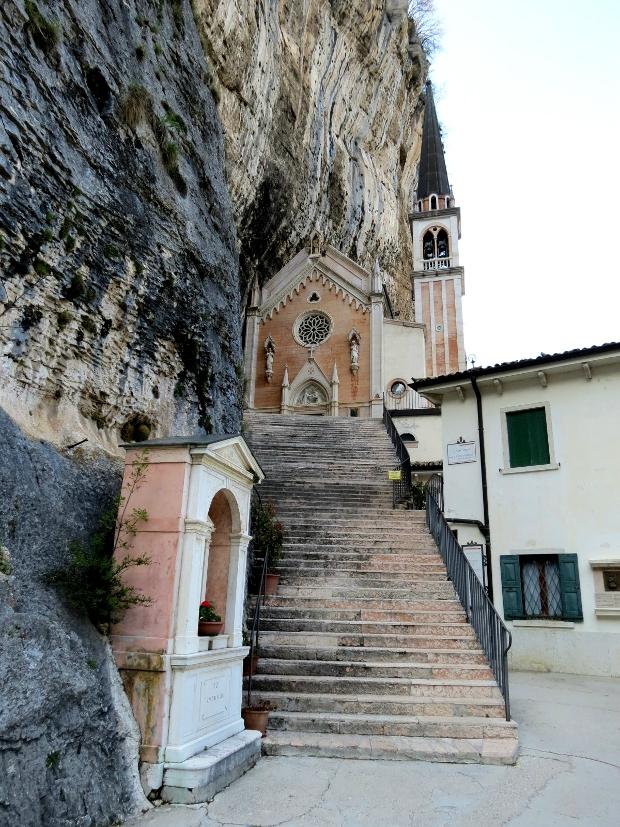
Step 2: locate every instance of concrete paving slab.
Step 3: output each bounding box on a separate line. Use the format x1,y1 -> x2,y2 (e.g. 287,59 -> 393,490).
125,671 -> 620,827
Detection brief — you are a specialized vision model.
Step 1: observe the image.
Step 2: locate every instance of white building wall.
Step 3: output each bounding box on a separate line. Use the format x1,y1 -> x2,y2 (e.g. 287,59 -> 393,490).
440,392 -> 484,523
437,361 -> 620,677
393,414 -> 442,464
382,320 -> 426,383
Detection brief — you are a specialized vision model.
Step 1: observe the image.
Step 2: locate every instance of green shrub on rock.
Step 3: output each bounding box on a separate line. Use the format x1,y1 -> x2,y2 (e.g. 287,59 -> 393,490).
46,450 -> 152,630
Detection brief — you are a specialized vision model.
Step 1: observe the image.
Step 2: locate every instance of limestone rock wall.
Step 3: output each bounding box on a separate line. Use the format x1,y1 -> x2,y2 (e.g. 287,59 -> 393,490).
0,408 -> 148,826
193,0 -> 427,318
0,0 -> 243,451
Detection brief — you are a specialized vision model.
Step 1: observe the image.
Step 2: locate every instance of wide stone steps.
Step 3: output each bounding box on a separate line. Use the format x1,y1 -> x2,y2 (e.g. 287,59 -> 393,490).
274,561 -> 444,573
279,534 -> 436,544
254,607 -> 466,623
259,631 -> 480,649
244,412 -> 517,764
272,552 -> 441,564
257,644 -> 490,665
247,690 -> 505,718
249,674 -> 500,700
262,731 -> 518,765
265,711 -> 517,740
259,620 -> 472,637
253,597 -> 464,612
280,539 -> 434,549
274,576 -> 452,590
255,658 -> 491,680
274,564 -> 446,577
275,585 -> 457,599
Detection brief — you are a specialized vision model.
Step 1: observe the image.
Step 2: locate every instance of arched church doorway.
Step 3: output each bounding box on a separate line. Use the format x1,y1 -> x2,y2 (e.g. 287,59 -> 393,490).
293,381 -> 329,415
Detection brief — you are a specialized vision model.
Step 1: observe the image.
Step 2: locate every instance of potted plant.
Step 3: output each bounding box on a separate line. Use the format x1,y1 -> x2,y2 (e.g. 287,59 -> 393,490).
198,600 -> 223,636
241,700 -> 271,737
251,499 -> 284,595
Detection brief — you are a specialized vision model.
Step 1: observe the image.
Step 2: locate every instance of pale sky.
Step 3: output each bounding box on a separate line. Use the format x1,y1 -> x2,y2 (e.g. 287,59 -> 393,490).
430,0 -> 620,367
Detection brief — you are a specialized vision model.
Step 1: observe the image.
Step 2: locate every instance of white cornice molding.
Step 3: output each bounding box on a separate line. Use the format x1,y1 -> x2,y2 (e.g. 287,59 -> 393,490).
259,265 -> 369,321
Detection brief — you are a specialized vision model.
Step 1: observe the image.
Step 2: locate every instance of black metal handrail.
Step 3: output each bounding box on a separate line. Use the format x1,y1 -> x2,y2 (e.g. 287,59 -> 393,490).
245,489 -> 269,709
426,472 -> 444,512
425,474 -> 512,720
383,399 -> 412,507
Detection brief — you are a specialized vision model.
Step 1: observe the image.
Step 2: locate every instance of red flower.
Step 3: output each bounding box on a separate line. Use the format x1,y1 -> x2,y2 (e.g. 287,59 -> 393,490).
200,600 -> 210,607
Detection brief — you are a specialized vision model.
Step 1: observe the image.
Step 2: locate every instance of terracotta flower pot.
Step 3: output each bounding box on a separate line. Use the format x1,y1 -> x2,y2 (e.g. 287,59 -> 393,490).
198,620 -> 224,636
264,573 -> 280,595
243,654 -> 259,677
242,707 -> 269,737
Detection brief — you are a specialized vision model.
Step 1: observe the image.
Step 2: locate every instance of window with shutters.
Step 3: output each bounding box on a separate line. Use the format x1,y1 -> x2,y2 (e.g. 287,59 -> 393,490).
500,553 -> 583,621
501,402 -> 558,472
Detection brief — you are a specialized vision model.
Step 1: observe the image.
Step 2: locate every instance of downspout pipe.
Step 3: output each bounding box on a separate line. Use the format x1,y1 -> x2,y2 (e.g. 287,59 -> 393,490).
470,376 -> 494,601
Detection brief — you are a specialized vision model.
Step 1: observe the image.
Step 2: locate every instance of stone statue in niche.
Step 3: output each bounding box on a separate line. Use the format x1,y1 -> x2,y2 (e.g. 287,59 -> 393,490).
309,231 -> 324,257
348,329 -> 361,375
264,336 -> 276,383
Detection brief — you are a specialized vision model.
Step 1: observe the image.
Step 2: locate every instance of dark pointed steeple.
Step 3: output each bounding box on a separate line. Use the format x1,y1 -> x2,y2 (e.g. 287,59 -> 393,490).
417,81 -> 451,199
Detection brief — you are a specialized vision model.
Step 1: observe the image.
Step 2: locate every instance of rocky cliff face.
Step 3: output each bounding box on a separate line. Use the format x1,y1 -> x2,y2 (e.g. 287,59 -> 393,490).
0,3 -> 428,825
0,0 -> 243,451
195,0 -> 426,318
0,409 -> 148,827
0,1 -> 426,451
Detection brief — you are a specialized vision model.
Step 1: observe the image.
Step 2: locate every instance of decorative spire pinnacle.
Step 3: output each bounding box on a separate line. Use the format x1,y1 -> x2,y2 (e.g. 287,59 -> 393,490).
417,81 -> 451,199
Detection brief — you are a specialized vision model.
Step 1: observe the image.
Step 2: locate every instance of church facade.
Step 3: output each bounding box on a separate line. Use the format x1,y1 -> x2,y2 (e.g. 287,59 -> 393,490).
244,82 -> 464,428
243,240 -> 427,419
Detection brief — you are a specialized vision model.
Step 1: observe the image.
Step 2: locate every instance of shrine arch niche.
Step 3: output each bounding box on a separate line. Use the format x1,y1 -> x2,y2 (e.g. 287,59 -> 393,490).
204,488 -> 242,637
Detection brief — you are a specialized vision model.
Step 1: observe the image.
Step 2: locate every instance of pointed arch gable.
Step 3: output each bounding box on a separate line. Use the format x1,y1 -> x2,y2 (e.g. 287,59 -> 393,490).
288,359 -> 331,400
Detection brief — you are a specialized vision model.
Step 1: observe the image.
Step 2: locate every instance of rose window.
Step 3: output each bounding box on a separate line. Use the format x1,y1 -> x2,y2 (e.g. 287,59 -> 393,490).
295,311 -> 332,347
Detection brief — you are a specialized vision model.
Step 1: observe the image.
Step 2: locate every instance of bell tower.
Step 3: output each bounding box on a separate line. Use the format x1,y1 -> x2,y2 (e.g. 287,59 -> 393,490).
411,81 -> 466,376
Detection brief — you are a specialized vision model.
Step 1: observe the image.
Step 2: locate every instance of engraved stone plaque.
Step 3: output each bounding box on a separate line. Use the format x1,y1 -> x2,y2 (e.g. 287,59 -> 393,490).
198,671 -> 230,730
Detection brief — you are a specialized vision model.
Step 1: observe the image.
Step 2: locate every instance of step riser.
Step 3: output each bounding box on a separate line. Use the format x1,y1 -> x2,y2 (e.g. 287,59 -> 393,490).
256,599 -> 462,611
255,610 -> 466,622
274,569 -> 447,579
275,588 -> 457,599
258,645 -> 488,665
256,661 -> 492,681
248,678 -> 500,700
259,633 -> 480,649
267,716 -> 513,740
250,694 -> 505,719
274,584 -> 454,596
260,621 -> 472,636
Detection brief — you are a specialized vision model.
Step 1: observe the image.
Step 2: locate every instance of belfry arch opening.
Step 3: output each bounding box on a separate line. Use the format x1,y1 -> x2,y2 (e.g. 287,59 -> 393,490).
422,226 -> 450,266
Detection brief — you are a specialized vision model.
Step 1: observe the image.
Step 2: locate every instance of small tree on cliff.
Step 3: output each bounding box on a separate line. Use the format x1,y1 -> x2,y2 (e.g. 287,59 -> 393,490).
408,0 -> 442,57
47,449 -> 152,631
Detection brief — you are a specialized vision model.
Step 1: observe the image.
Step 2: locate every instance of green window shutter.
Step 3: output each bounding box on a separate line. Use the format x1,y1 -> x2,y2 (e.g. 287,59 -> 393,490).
558,554 -> 583,621
500,555 -> 524,620
506,408 -> 550,468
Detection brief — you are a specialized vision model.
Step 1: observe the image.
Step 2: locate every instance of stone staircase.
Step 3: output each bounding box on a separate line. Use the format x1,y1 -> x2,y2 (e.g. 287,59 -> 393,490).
244,413 -> 518,764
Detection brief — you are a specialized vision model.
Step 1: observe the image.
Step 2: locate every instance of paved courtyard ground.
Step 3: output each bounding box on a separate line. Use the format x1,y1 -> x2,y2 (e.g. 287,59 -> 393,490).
127,671 -> 620,827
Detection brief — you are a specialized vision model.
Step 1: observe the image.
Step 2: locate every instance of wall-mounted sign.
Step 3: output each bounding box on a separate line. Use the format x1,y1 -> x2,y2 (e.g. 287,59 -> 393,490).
447,440 -> 477,465
388,470 -> 402,480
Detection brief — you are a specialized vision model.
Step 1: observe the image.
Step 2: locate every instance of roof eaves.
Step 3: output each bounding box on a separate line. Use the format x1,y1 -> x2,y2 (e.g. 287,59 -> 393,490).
410,341 -> 620,392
